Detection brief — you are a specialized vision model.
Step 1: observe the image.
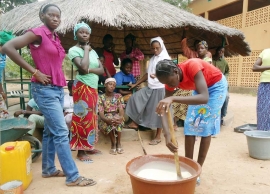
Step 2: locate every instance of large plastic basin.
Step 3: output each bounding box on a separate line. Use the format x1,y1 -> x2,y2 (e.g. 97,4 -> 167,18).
244,131 -> 270,160
126,154 -> 201,194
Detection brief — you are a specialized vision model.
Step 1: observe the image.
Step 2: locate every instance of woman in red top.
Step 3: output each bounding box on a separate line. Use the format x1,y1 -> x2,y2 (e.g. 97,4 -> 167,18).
155,58 -> 227,185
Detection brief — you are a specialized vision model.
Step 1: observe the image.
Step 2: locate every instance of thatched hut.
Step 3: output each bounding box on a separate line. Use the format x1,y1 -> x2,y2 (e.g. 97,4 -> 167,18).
1,0 -> 251,57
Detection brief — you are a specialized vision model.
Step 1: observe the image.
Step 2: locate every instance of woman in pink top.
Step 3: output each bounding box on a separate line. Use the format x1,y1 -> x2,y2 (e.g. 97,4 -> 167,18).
3,4 -> 96,187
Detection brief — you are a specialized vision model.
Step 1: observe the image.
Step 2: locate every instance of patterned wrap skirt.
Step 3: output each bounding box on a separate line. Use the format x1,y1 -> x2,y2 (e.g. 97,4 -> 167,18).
70,80 -> 98,150
184,75 -> 228,137
257,83 -> 270,131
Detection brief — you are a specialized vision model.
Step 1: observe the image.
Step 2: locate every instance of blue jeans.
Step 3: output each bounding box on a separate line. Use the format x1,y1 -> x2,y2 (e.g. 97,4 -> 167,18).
31,83 -> 79,184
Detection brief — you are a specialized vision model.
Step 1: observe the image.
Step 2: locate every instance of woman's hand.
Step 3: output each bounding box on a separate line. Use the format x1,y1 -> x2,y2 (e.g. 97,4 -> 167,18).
156,97 -> 173,116
128,83 -> 137,90
34,71 -> 52,85
80,43 -> 92,51
114,115 -> 123,125
106,118 -> 116,125
164,134 -> 178,153
150,74 -> 156,79
14,110 -> 22,117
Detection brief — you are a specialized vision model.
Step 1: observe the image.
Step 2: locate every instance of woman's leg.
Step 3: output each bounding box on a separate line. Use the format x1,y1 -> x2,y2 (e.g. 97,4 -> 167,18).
197,136 -> 211,166
32,83 -> 79,183
116,131 -> 124,154
149,128 -> 162,145
185,135 -> 196,160
109,130 -> 117,154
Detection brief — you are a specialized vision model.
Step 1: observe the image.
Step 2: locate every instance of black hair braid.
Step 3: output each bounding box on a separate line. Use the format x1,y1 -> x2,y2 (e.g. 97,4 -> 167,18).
156,59 -> 177,78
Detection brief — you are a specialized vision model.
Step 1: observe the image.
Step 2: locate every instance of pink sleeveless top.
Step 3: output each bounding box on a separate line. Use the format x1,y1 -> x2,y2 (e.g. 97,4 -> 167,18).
29,25 -> 66,86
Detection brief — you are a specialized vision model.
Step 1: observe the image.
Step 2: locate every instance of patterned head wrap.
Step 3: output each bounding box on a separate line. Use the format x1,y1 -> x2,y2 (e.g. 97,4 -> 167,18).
197,40 -> 208,49
73,22 -> 91,40
0,31 -> 14,45
105,78 -> 116,85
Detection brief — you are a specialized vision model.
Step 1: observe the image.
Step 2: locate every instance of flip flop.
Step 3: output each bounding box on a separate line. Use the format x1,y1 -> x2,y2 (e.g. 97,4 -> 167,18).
149,139 -> 161,145
66,176 -> 96,187
116,147 -> 124,154
109,148 -> 117,155
76,156 -> 93,163
123,124 -> 138,130
42,170 -> 66,178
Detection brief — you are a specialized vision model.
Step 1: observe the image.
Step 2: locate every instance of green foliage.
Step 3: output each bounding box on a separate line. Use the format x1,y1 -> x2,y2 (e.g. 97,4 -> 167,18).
163,0 -> 192,11
0,0 -> 37,13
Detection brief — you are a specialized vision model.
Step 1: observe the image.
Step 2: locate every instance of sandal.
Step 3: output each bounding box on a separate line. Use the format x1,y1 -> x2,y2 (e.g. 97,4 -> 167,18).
42,170 -> 66,178
109,148 -> 117,155
149,139 -> 161,145
66,176 -> 96,187
123,124 -> 138,130
116,147 -> 124,154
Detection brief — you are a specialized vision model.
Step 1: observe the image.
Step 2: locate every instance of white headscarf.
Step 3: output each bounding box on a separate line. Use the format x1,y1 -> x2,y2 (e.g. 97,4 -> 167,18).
148,37 -> 171,89
150,37 -> 170,59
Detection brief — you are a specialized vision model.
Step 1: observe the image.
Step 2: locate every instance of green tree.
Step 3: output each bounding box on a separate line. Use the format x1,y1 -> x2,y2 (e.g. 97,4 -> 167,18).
0,0 -> 37,13
163,0 -> 192,11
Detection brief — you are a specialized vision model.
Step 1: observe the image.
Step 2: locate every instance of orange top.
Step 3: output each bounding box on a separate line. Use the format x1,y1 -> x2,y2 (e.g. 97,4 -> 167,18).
165,58 -> 222,91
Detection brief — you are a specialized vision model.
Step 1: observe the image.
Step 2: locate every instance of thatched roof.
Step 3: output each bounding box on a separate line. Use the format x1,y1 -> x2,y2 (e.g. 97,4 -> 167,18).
1,0 -> 251,56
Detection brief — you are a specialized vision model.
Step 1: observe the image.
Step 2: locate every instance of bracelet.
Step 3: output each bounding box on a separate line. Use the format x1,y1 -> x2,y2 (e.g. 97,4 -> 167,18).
21,110 -> 26,114
32,69 -> 38,77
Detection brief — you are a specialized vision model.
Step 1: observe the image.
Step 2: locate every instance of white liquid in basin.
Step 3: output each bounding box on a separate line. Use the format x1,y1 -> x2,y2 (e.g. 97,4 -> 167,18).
134,161 -> 192,181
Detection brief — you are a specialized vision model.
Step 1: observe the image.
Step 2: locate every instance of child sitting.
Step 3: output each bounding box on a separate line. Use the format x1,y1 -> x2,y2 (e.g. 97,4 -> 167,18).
114,58 -> 136,101
98,78 -> 125,155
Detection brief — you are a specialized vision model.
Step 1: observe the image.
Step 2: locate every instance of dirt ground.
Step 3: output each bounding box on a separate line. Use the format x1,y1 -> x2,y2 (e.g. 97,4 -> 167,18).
20,93 -> 270,194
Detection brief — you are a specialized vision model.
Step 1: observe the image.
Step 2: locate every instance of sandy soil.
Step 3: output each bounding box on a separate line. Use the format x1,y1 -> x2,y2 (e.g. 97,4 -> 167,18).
21,93 -> 270,194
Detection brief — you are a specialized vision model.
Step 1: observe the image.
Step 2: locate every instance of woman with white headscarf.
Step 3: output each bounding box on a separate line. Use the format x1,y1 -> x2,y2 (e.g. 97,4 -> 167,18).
125,37 -> 171,145
68,22 -> 104,163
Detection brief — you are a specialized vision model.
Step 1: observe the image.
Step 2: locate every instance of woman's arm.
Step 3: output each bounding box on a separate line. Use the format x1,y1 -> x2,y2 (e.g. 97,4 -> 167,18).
88,60 -> 104,75
2,32 -> 51,84
104,67 -> 111,78
14,104 -> 42,117
252,58 -> 270,72
181,38 -> 197,59
111,44 -> 119,66
119,89 -> 132,95
72,45 -> 91,75
128,73 -> 148,90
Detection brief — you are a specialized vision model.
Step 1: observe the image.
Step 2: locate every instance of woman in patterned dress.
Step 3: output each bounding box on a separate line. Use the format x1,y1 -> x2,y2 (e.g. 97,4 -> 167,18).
68,22 -> 104,163
98,78 -> 125,155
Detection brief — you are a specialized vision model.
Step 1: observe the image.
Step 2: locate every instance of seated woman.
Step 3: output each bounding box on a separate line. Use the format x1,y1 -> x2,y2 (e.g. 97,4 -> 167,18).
98,78 -> 125,155
114,58 -> 136,102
